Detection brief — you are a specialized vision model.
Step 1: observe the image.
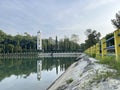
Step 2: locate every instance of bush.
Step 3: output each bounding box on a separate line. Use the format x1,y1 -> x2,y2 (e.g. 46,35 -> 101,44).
66,78 -> 73,84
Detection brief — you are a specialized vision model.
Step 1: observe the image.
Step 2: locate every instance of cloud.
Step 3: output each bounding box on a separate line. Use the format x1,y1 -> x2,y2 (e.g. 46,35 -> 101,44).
0,0 -> 120,43
85,0 -> 116,10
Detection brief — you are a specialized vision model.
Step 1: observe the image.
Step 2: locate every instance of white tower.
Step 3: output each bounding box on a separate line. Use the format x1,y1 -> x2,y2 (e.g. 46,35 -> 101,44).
37,31 -> 42,50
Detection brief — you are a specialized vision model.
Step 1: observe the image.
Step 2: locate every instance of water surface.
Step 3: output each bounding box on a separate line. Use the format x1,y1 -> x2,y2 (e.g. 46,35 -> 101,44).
0,57 -> 76,90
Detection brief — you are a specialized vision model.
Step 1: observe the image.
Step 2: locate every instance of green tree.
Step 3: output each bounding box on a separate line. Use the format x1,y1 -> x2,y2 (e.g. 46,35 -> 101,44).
55,36 -> 58,51
80,43 -> 86,52
0,30 -> 37,53
84,29 -> 101,49
14,46 -> 22,53
111,11 -> 120,29
6,44 -> 14,53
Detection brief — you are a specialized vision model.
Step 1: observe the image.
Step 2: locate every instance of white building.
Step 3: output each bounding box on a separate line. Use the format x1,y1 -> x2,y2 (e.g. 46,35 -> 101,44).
37,31 -> 42,50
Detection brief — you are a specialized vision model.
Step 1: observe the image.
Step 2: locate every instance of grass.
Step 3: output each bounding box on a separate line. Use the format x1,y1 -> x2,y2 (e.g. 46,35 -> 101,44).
94,71 -> 114,83
96,56 -> 120,76
88,70 -> 114,86
66,78 -> 73,84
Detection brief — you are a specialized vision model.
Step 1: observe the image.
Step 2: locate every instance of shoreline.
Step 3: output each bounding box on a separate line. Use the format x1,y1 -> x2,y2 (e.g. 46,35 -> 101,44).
47,66 -> 68,90
47,59 -> 79,90
47,54 -> 86,90
48,54 -> 120,90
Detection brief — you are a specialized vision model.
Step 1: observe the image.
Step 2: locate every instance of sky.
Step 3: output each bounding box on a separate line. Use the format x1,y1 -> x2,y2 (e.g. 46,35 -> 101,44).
0,0 -> 120,43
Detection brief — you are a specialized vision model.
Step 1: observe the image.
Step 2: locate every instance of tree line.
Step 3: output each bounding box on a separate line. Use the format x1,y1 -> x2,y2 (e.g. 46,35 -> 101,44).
0,30 -> 80,53
43,35 -> 80,52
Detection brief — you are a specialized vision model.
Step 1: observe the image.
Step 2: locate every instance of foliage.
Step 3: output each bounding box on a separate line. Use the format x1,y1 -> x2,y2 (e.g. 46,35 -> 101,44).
91,53 -> 96,58
105,33 -> 114,39
80,29 -> 101,51
0,30 -> 37,53
66,78 -> 73,84
70,34 -> 79,43
85,29 -> 101,48
91,71 -> 114,84
0,30 -> 80,53
96,56 -> 120,76
55,36 -> 58,51
111,11 -> 120,29
58,37 -> 80,52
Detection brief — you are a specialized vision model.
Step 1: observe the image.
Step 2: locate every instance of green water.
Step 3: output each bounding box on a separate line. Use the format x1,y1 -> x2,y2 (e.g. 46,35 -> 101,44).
0,57 -> 76,90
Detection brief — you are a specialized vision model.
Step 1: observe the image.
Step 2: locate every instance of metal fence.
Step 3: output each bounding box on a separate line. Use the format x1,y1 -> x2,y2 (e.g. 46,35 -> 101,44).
84,29 -> 120,60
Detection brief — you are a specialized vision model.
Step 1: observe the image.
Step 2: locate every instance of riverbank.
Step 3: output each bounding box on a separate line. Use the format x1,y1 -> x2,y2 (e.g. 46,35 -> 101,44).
48,54 -> 120,90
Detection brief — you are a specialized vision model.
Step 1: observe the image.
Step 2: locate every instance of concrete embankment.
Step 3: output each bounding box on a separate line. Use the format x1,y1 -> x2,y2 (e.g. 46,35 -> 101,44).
48,54 -> 120,90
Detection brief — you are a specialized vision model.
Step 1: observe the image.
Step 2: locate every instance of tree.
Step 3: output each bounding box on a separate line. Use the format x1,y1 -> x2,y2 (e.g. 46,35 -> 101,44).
59,39 -> 64,52
85,29 -> 92,36
42,39 -> 48,51
84,29 -> 101,49
14,45 -> 22,53
64,37 -> 70,52
5,44 -> 14,53
0,29 -> 80,53
0,30 -> 37,53
80,43 -> 86,52
55,36 -> 58,51
111,11 -> 120,29
71,34 -> 79,44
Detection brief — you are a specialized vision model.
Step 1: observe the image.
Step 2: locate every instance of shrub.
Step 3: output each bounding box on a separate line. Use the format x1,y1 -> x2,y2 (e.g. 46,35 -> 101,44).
66,78 -> 73,84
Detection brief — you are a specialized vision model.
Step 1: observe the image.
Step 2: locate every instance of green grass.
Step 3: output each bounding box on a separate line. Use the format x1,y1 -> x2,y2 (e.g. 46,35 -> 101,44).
94,71 -> 114,83
88,70 -> 115,85
66,78 -> 73,84
96,56 -> 120,76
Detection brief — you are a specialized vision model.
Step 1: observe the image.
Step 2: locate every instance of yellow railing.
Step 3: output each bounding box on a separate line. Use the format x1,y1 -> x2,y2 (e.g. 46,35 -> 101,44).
84,29 -> 120,60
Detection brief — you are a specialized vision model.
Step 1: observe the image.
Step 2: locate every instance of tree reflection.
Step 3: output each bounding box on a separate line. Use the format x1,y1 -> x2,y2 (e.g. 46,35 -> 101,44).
0,57 -> 75,81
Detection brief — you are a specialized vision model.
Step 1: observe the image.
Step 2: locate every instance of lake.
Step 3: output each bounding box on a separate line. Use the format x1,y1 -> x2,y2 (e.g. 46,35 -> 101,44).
0,56 -> 76,90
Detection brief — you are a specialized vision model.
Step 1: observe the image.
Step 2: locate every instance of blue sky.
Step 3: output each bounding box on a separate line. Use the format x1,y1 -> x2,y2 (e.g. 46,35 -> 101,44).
0,0 -> 120,43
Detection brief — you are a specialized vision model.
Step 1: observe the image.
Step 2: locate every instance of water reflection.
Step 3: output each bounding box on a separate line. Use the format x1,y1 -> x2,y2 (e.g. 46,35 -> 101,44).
0,57 -> 75,82
0,57 -> 76,90
37,60 -> 42,80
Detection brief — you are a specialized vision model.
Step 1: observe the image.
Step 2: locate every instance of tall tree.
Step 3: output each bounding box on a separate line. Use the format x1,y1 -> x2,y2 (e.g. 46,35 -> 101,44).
55,36 -> 58,51
84,29 -> 101,49
111,11 -> 120,29
71,34 -> 79,44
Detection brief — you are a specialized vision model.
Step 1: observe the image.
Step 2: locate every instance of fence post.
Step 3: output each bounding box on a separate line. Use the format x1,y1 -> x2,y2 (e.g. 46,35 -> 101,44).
87,48 -> 89,54
114,29 -> 120,60
93,45 -> 96,54
90,46 -> 93,56
88,48 -> 90,55
85,49 -> 88,54
87,49 -> 89,54
93,45 -> 96,57
96,43 -> 100,57
101,38 -> 107,58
